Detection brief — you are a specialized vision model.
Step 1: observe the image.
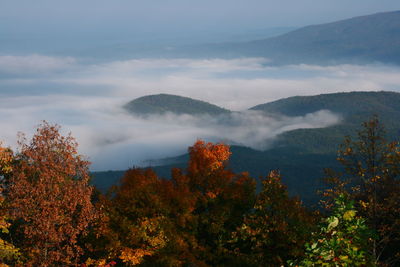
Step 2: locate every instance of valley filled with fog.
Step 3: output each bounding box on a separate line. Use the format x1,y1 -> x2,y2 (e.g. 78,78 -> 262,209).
1,54 -> 400,170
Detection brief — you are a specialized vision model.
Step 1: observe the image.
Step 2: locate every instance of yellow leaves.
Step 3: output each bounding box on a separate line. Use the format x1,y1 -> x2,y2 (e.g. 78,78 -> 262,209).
118,217 -> 168,265
343,210 -> 356,221
138,217 -> 168,248
85,257 -> 105,266
120,248 -> 153,265
0,236 -> 21,264
0,143 -> 13,174
0,216 -> 10,234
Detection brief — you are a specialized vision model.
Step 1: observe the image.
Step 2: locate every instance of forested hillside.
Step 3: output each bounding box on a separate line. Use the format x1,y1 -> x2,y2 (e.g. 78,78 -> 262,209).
124,94 -> 230,116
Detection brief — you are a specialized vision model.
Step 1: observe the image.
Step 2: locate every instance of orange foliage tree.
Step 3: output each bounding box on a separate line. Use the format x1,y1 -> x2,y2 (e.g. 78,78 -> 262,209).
90,140 -> 255,266
170,140 -> 256,265
7,122 -> 96,266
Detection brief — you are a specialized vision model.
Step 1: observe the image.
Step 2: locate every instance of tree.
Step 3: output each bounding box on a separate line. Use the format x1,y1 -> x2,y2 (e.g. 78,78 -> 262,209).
295,194 -> 373,267
91,140 -> 256,266
0,144 -> 21,266
0,143 -> 13,175
177,140 -> 256,265
324,117 -> 400,266
7,122 -> 96,266
230,170 -> 315,266
89,168 -> 170,266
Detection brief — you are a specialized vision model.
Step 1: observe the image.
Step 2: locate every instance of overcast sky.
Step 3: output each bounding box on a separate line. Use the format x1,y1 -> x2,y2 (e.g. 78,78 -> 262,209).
2,0 -> 400,35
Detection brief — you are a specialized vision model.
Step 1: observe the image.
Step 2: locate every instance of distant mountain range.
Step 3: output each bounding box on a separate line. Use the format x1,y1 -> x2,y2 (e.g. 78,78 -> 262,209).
233,10 -> 400,65
52,10 -> 400,65
171,10 -> 400,65
93,91 -> 400,204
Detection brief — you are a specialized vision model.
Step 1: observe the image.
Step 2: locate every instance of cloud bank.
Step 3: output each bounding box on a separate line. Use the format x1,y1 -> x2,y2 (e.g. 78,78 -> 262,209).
0,55 -> 399,170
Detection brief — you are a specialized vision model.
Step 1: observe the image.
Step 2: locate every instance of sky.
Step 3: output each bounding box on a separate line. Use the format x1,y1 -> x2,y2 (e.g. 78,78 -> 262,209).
1,1 -> 400,171
1,0 -> 400,35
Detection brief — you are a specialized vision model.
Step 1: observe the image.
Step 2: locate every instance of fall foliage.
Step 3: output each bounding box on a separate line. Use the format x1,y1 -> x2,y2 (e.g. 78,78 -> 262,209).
0,143 -> 21,266
6,122 -> 96,266
87,140 -> 255,266
0,118 -> 399,266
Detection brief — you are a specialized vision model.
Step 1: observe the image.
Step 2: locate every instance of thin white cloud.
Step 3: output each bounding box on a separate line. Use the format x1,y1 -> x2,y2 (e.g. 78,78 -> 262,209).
0,55 -> 76,75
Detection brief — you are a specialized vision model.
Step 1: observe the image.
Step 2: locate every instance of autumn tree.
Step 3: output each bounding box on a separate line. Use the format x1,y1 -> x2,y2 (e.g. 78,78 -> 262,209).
230,170 -> 316,266
89,140 -> 255,266
173,140 -> 256,265
0,143 -> 13,176
0,144 -> 21,265
86,168 -> 170,266
6,122 -> 96,266
324,117 -> 400,266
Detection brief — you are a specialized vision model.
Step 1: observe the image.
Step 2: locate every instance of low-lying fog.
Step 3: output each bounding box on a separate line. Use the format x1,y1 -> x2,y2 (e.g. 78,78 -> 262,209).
1,55 -> 400,170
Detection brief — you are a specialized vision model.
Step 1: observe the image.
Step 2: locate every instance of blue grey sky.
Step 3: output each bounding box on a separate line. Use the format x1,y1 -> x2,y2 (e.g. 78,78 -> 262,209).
2,0 -> 400,35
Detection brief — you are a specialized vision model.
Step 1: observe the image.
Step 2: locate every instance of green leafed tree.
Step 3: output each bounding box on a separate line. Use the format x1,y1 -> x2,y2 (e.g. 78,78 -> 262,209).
294,194 -> 373,267
324,117 -> 400,266
230,170 -> 316,266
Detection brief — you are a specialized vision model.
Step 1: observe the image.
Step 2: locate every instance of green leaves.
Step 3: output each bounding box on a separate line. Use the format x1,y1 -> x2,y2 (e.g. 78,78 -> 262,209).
230,171 -> 315,266
327,217 -> 339,232
293,194 -> 373,267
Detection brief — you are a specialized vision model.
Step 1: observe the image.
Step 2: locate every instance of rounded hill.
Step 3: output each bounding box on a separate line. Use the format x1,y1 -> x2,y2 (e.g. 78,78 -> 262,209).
251,91 -> 400,124
124,94 -> 230,116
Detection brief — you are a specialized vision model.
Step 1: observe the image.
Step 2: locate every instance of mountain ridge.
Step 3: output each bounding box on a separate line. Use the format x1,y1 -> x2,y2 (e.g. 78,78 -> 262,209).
124,93 -> 230,116
170,10 -> 400,65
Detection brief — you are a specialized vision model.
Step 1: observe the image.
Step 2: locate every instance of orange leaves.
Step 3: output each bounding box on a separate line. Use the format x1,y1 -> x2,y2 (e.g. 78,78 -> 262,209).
205,191 -> 217,199
188,140 -> 231,175
7,121 -> 96,266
